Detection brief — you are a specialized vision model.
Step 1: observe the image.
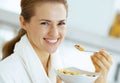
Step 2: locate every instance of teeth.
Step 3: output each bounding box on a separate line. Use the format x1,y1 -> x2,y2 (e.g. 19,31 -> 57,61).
47,39 -> 57,43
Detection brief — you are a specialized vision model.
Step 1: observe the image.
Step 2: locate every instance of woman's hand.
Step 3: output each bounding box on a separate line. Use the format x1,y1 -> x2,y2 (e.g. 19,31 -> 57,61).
91,49 -> 113,83
57,76 -> 62,83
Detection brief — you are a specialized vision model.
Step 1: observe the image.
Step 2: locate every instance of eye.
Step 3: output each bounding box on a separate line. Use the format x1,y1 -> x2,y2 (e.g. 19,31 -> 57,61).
58,21 -> 66,26
40,22 -> 49,25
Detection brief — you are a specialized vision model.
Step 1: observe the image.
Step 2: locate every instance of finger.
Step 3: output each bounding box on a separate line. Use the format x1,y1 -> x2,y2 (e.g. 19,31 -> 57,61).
91,54 -> 108,71
95,52 -> 112,70
57,76 -> 62,83
99,49 -> 113,64
91,56 -> 101,72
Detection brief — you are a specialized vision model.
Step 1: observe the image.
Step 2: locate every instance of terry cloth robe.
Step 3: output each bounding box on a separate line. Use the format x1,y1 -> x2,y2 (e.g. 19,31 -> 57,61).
0,35 -> 64,83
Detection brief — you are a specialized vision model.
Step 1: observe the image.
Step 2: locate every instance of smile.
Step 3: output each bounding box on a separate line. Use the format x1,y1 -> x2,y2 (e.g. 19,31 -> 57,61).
47,39 -> 58,43
44,38 -> 59,44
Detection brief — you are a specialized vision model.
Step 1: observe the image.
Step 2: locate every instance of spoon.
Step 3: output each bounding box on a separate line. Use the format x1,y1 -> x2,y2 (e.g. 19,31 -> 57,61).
74,44 -> 94,52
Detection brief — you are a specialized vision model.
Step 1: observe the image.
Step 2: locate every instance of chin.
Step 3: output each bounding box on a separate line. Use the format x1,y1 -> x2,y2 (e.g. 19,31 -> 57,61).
47,42 -> 61,54
48,47 -> 58,54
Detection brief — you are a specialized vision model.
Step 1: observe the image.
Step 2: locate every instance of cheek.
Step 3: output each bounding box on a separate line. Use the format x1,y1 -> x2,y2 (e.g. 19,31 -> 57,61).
29,30 -> 46,45
30,27 -> 47,36
27,28 -> 44,43
61,28 -> 66,37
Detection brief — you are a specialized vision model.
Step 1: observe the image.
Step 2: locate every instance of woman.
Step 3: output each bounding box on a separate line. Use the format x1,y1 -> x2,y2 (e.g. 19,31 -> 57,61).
0,0 -> 112,83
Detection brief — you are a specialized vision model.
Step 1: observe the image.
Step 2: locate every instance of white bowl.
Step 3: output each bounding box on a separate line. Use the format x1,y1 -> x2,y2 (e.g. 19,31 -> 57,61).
55,67 -> 100,83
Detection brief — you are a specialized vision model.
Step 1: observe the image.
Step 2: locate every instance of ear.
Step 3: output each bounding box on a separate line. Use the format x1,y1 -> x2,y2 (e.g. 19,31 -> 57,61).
19,15 -> 28,30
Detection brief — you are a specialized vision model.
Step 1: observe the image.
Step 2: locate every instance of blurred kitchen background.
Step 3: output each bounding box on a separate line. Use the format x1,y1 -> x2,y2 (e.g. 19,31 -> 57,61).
0,0 -> 120,83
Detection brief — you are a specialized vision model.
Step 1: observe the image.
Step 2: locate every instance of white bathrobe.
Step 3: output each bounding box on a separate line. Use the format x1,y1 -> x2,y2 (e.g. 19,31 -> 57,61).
0,35 -> 64,83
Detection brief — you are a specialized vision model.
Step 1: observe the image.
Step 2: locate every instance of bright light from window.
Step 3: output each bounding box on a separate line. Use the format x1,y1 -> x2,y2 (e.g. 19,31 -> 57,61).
0,0 -> 21,14
115,0 -> 120,11
0,29 -> 15,41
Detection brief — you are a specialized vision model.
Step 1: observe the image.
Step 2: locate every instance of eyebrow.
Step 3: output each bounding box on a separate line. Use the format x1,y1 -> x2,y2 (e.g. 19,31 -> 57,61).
39,19 -> 51,22
39,19 -> 66,22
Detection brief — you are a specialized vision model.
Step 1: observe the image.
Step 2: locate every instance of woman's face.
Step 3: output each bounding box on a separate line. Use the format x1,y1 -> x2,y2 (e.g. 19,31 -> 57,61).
22,2 -> 67,54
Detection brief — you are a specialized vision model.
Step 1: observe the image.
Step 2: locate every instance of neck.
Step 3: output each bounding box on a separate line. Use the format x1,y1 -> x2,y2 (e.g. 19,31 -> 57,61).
39,53 -> 50,76
34,48 -> 50,75
28,37 -> 50,75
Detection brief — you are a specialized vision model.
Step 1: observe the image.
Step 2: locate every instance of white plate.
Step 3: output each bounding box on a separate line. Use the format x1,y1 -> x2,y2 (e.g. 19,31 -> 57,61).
55,67 -> 100,83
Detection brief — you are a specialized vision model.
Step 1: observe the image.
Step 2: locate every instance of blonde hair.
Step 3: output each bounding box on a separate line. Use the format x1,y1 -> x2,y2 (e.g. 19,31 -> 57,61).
2,0 -> 68,59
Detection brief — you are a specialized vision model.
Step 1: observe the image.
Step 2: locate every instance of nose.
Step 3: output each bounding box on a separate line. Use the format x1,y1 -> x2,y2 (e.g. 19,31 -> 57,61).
48,24 -> 59,37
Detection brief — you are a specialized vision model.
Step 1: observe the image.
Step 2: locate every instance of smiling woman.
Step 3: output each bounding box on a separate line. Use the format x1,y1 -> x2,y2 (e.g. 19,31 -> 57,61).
20,2 -> 67,54
0,0 -> 113,83
0,0 -> 68,83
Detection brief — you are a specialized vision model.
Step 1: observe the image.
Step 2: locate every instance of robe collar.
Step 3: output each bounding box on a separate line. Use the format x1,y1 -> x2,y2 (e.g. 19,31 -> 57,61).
14,35 -> 63,83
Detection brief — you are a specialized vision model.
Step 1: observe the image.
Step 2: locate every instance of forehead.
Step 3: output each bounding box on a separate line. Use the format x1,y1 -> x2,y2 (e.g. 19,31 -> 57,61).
33,2 -> 67,20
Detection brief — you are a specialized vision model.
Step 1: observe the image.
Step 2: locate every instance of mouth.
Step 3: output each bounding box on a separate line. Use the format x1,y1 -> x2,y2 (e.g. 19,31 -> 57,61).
47,39 -> 58,43
44,38 -> 59,44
